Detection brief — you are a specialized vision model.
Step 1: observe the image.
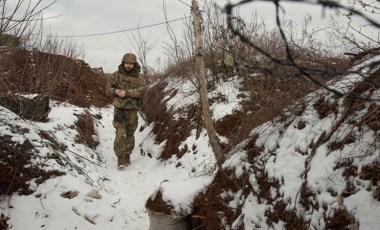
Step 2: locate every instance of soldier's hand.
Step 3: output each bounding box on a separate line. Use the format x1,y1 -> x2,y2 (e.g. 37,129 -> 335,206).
115,89 -> 132,98
115,89 -> 127,98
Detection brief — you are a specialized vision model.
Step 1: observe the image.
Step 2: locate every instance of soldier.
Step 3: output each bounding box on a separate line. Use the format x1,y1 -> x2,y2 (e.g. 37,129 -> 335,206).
106,53 -> 147,168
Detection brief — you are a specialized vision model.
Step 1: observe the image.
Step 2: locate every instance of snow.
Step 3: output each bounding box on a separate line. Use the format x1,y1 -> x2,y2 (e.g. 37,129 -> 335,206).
209,76 -> 250,121
226,56 -> 380,230
344,189 -> 380,230
0,101 -> 216,229
164,79 -> 198,120
1,55 -> 379,229
159,175 -> 213,215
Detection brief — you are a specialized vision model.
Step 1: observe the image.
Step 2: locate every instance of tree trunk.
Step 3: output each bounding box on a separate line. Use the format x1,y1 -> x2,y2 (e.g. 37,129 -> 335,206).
191,0 -> 224,165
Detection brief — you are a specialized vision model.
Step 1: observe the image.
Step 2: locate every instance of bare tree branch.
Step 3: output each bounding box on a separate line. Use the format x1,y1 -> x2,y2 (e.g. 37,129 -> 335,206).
224,0 -> 380,101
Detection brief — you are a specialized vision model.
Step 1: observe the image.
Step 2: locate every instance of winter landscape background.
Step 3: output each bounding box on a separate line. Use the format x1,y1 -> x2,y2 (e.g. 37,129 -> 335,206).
1,0 -> 379,229
1,49 -> 379,229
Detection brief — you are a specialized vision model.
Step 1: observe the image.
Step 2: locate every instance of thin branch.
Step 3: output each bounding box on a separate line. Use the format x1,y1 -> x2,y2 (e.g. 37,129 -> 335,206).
224,0 -> 380,101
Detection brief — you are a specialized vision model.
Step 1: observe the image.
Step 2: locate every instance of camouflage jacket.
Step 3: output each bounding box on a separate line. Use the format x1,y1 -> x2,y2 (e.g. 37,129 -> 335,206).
106,63 -> 147,110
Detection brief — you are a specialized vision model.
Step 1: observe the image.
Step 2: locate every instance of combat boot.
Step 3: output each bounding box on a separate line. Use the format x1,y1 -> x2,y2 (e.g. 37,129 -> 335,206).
124,154 -> 131,166
117,156 -> 126,168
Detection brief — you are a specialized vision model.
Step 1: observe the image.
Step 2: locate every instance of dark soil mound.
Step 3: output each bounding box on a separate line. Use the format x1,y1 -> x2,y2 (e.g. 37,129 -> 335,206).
0,47 -> 111,108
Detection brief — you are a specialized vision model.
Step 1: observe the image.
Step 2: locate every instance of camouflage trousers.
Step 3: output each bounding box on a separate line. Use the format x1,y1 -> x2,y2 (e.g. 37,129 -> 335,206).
112,108 -> 138,157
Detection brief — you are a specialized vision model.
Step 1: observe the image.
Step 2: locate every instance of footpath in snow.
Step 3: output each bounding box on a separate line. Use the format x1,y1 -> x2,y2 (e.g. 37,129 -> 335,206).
0,103 -> 214,230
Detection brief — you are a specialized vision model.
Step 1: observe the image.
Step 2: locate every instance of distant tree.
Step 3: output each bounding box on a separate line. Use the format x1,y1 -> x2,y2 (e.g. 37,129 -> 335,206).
0,0 -> 57,47
328,0 -> 380,52
121,24 -> 157,75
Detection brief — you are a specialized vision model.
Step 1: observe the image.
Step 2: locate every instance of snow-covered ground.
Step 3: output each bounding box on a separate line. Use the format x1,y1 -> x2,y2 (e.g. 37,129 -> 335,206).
0,58 -> 379,229
0,75 -> 250,229
0,102 -> 216,229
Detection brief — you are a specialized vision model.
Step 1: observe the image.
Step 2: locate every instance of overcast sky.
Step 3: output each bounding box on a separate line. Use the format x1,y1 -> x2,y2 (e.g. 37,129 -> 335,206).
39,0 -> 192,73
12,0 -> 376,73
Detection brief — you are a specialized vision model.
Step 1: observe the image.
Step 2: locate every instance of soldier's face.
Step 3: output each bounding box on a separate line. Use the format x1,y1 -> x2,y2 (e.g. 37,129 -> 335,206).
124,62 -> 134,72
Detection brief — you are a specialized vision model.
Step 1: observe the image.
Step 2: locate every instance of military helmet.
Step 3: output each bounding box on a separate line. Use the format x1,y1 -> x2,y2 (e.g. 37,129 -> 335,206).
122,53 -> 137,63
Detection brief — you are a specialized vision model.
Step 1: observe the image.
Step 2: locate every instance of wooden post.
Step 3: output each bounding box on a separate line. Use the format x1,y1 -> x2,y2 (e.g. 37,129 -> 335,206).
191,0 -> 224,165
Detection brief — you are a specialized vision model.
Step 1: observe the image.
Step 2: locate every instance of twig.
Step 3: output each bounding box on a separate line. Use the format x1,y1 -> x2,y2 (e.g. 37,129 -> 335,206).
65,148 -> 102,167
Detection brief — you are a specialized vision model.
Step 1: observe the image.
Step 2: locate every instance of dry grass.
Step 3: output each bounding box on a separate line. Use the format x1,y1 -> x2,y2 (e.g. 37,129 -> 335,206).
141,80 -> 197,159
0,47 -> 111,108
191,53 -> 379,229
0,135 -> 65,196
74,111 -> 99,150
1,8 -> 378,227
0,214 -> 9,230
141,52 -> 343,229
